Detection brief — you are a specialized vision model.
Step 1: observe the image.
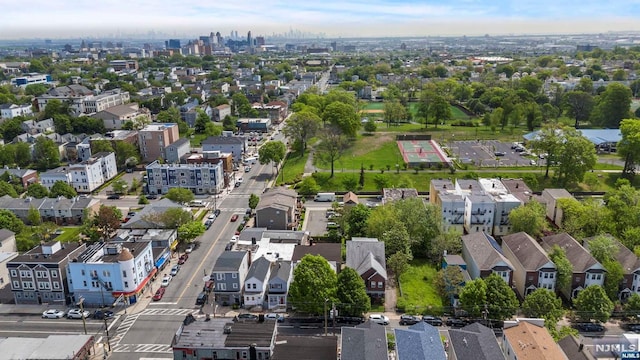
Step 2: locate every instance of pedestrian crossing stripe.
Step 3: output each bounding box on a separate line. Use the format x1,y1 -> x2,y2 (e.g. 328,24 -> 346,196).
138,308 -> 200,316
112,343 -> 172,353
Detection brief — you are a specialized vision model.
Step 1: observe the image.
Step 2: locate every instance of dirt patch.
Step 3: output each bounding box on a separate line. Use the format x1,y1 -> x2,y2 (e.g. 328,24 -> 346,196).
351,133 -> 395,157
360,109 -> 384,113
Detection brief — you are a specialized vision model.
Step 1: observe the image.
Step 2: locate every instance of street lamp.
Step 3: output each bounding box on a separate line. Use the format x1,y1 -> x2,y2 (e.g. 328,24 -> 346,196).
77,297 -> 87,335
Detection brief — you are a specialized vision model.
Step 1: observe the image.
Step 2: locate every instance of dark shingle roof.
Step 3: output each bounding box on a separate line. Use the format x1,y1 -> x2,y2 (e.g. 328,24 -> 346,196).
292,244 -> 341,263
395,322 -> 447,360
461,232 -> 513,271
213,251 -> 248,272
502,232 -> 554,271
346,238 -> 387,280
449,323 -> 505,360
269,260 -> 291,283
340,321 -> 388,360
245,256 -> 271,282
541,233 -> 599,272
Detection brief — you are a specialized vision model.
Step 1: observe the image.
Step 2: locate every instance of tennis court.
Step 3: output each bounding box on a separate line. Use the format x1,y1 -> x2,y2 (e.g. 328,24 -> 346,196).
397,138 -> 451,168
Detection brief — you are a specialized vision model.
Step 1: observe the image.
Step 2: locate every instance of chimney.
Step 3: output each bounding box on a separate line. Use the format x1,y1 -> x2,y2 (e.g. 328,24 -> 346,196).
468,184 -> 472,190
515,183 -> 519,189
492,183 -> 495,188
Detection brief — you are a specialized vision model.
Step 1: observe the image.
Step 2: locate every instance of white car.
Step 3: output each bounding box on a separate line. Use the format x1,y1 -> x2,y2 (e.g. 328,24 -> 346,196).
230,235 -> 239,243
369,314 -> 390,325
161,275 -> 172,287
170,264 -> 181,276
185,244 -> 195,253
42,309 -> 66,319
67,309 -> 90,319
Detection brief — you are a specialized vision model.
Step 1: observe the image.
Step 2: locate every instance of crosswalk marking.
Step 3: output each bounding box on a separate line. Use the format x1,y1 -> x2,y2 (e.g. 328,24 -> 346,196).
138,308 -> 200,316
111,314 -> 139,345
112,343 -> 172,353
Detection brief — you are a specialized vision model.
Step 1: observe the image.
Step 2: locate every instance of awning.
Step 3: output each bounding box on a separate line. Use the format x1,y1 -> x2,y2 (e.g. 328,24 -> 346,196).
170,238 -> 179,250
112,268 -> 157,297
155,251 -> 170,268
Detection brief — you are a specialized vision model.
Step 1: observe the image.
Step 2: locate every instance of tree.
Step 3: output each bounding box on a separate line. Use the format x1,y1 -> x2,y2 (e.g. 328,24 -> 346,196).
297,176 -> 320,196
428,95 -> 452,128
24,83 -> 48,96
138,195 -> 149,205
429,228 -> 462,263
484,273 -> 519,320
522,289 -> 564,322
90,140 -> 114,154
0,209 -> 24,234
336,267 -> 371,316
619,119 -> 640,179
50,181 -> 77,198
342,204 -> 371,239
32,222 -> 58,243
508,200 -> 548,237
435,266 -> 465,305
157,107 -> 181,123
43,99 -> 69,119
602,259 -> 623,301
342,176 -> 358,192
387,251 -> 412,284
248,193 -> 260,210
258,141 -> 286,172
373,174 -> 390,190
92,205 -> 122,240
587,235 -> 618,264
359,164 -> 365,188
459,278 -> 487,318
194,109 -> 211,133
114,141 -> 139,169
394,198 -> 441,258
625,293 -> 640,314
530,124 -> 563,178
111,179 -> 128,195
27,206 -> 42,225
563,91 -> 594,128
322,102 -> 360,137
289,254 -> 337,315
380,224 -> 412,258
383,100 -> 407,128
574,285 -> 614,323
0,181 -> 18,198
33,137 -> 60,170
316,127 -> 348,178
591,83 -> 632,128
177,221 -> 206,243
165,188 -> 195,204
159,208 -> 193,229
555,129 -> 597,187
363,120 -> 377,133
548,245 -> 574,295
283,110 -> 321,155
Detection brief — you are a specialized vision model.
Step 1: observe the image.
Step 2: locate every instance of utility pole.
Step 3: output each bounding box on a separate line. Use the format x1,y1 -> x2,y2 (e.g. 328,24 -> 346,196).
324,299 -> 328,336
77,297 -> 87,335
104,317 -> 111,352
332,301 -> 336,335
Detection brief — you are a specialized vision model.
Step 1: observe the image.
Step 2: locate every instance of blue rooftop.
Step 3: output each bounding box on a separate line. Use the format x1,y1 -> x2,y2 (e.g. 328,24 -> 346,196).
523,128 -> 621,145
394,322 -> 447,360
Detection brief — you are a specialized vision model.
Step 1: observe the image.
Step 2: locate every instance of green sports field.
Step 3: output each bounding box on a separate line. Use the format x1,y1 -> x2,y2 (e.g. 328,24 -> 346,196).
362,102 -> 472,120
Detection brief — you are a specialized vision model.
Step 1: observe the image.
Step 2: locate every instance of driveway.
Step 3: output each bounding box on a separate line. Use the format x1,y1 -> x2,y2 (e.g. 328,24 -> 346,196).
303,207 -> 332,237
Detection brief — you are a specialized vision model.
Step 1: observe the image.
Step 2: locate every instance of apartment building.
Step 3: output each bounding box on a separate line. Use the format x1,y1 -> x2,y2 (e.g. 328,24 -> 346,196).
201,136 -> 246,162
92,103 -> 151,130
461,232 -> 513,285
479,178 -> 522,236
430,179 -> 466,233
145,160 -> 224,195
0,104 -> 33,119
138,123 -> 180,162
212,104 -> 231,122
68,152 -> 117,193
37,87 -> 129,116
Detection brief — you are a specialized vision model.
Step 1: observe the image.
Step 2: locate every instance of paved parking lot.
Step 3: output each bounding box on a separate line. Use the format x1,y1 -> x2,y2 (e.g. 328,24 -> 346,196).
304,208 -> 331,237
450,140 -> 536,167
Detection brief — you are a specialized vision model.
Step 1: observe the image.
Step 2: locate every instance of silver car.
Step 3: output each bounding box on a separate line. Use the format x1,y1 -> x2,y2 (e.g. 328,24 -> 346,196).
42,309 -> 66,319
67,309 -> 90,319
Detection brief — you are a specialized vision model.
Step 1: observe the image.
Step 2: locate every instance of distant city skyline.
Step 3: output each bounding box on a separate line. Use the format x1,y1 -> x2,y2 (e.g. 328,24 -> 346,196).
2,0 -> 640,40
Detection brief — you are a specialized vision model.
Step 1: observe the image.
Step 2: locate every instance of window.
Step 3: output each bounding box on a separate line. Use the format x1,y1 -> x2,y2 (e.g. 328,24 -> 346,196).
232,273 -> 237,279
233,283 -> 238,289
103,270 -> 110,277
22,281 -> 34,289
124,281 -> 129,287
12,281 -> 19,288
51,270 -> 57,278
81,270 -> 85,276
216,273 -> 225,281
53,282 -> 59,289
10,270 -> 16,277
83,281 -> 87,287
544,273 -> 549,279
122,270 -> 127,278
38,282 -> 51,290
378,282 -> 383,288
36,271 -> 48,278
370,281 -> 375,288
218,283 -> 226,290
19,270 -> 31,278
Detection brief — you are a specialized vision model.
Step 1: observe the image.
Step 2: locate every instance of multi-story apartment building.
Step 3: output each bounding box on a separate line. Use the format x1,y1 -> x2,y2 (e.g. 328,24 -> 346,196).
464,193 -> 495,234
212,104 -> 231,122
108,60 -> 138,71
201,136 -> 246,162
430,179 -> 465,234
36,86 -> 129,116
82,89 -> 130,114
7,241 -> 86,305
164,138 -> 191,164
478,178 -> 522,236
145,160 -> 224,195
211,251 -> 250,306
92,103 -> 151,130
67,241 -> 155,307
0,196 -> 100,226
39,167 -> 72,190
0,104 -> 33,119
138,123 -> 180,162
502,232 -> 557,298
584,234 -> 640,301
68,152 -> 118,193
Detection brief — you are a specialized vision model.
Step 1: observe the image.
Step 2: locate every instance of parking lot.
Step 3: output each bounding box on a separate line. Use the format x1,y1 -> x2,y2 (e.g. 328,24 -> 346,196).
450,140 -> 538,167
304,208 -> 331,237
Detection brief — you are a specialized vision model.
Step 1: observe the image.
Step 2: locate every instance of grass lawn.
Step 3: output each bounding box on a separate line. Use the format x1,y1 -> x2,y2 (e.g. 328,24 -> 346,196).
189,133 -> 209,147
54,227 -> 82,243
277,149 -> 309,185
362,102 -> 384,110
315,134 -> 404,171
396,259 -> 444,315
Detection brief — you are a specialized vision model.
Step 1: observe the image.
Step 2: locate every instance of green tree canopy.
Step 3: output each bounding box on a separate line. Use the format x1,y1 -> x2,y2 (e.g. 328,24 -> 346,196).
159,207 -> 193,229
336,267 -> 371,317
574,285 -> 614,323
341,204 -> 371,239
49,181 -> 77,198
316,127 -> 348,178
459,278 -> 488,318
258,141 -> 286,169
0,181 -> 18,198
591,83 -> 632,128
522,288 -> 564,322
33,137 -> 60,171
619,119 -> 640,179
322,102 -> 360,137
289,254 -> 337,315
248,193 -> 260,210
548,245 -> 573,295
0,209 -> 24,234
165,188 -> 195,204
177,221 -> 206,243
508,200 -> 548,237
484,273 -> 519,320
435,266 -> 465,305
283,110 -> 321,155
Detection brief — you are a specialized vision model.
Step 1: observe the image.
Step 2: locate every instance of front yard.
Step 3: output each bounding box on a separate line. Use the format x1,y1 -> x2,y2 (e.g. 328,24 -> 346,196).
395,259 -> 444,315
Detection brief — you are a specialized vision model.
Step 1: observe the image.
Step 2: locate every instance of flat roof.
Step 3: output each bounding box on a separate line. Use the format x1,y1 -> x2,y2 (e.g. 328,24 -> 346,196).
173,318 -> 275,349
0,335 -> 93,359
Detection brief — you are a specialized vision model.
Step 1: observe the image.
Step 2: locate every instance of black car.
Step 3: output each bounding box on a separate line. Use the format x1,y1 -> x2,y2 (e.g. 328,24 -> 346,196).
446,318 -> 467,327
196,292 -> 208,305
146,194 -> 158,200
399,314 -> 421,326
236,313 -> 258,321
576,323 -> 605,332
93,310 -> 114,320
214,209 -> 221,217
494,151 -> 506,157
628,323 -> 640,333
422,316 -> 443,326
107,194 -> 121,200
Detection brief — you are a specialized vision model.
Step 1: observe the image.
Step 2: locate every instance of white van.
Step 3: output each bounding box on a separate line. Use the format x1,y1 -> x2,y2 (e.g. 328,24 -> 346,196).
314,193 -> 336,202
189,200 -> 206,208
243,156 -> 257,165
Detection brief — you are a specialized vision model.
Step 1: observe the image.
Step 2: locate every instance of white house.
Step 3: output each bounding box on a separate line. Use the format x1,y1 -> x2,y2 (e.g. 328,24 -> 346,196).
243,256 -> 272,308
267,260 -> 291,310
0,104 -> 33,120
464,193 -> 495,234
66,241 -> 155,307
40,167 -> 73,190
68,152 -> 118,193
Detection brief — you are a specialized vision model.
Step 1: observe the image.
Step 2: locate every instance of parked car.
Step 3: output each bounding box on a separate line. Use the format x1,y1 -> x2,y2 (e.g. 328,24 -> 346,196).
231,214 -> 239,222
170,264 -> 181,276
196,291 -> 208,305
161,275 -> 172,287
107,194 -> 121,200
446,318 -> 467,327
146,194 -> 158,200
230,235 -> 239,243
399,314 -> 421,325
153,287 -> 166,301
422,316 -> 443,326
368,314 -> 390,325
67,309 -> 90,319
92,310 -> 114,320
214,209 -> 221,217
627,323 -> 640,333
494,151 -> 506,157
42,309 -> 66,319
265,313 -> 285,322
236,313 -> 258,321
225,242 -> 234,251
327,222 -> 339,229
178,254 -> 188,264
185,244 -> 195,253
576,323 -> 605,332
244,166 -> 251,172
208,213 -> 217,220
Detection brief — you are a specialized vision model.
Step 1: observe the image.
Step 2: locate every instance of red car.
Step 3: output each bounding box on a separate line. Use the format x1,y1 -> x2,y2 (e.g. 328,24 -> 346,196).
152,287 -> 165,301
178,254 -> 189,264
231,214 -> 239,222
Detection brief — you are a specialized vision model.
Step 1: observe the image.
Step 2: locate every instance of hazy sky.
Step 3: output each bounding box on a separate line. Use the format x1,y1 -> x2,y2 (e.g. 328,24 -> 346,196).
2,0 -> 640,39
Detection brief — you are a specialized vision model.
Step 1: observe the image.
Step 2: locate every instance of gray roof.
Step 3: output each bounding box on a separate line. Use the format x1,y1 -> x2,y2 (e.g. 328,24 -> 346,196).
201,136 -> 245,145
346,238 -> 387,280
256,188 -> 297,211
584,234 -> 640,275
461,232 -> 513,271
541,233 -> 599,273
269,260 -> 291,283
292,243 -> 342,263
395,322 -> 447,360
121,198 -> 183,229
246,256 -> 271,282
557,335 -> 596,360
0,167 -> 37,178
502,232 -> 554,271
0,335 -> 94,359
272,335 -> 337,360
449,323 -> 505,360
0,228 -> 15,243
340,321 -> 389,360
167,137 -> 190,148
213,251 -> 248,272
45,84 -> 93,97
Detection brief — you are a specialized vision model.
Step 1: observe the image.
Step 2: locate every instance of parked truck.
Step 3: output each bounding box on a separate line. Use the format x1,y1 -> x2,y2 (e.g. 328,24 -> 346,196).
314,192 -> 336,202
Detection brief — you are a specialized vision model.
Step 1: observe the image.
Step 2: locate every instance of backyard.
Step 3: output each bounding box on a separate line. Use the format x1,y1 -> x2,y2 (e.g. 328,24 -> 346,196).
396,260 -> 444,315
